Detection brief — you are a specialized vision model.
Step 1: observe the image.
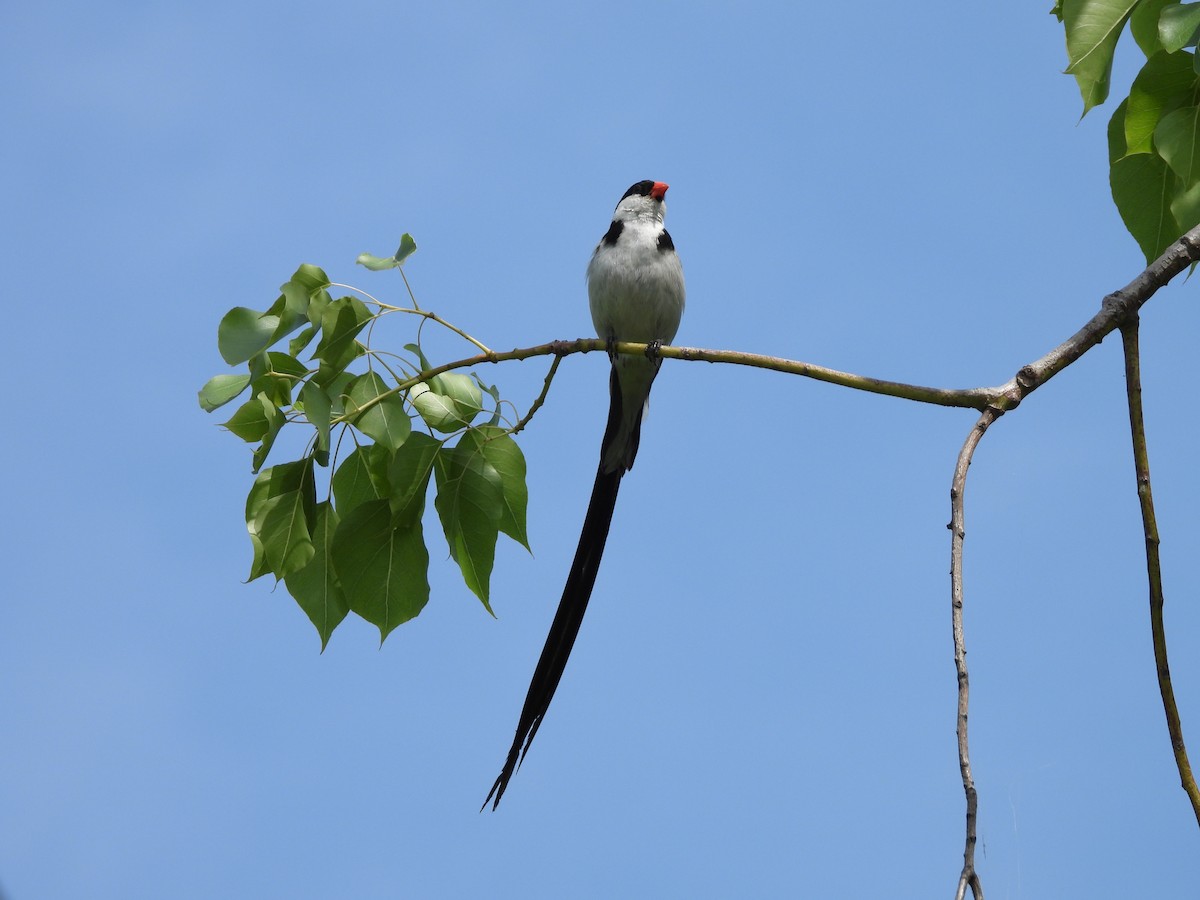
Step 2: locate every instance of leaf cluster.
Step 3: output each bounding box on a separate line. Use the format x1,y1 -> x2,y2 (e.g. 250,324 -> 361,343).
198,240 -> 530,648
1059,0 -> 1200,260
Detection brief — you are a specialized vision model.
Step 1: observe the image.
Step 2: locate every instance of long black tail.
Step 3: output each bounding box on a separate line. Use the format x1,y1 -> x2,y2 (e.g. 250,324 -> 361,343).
484,368 -> 635,810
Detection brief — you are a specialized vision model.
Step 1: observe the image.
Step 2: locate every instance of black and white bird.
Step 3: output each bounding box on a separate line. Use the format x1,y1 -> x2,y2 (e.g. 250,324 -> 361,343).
485,180 -> 686,809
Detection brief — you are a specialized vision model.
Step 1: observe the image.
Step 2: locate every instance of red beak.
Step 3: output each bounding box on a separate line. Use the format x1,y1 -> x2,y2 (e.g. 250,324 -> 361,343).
651,182 -> 669,200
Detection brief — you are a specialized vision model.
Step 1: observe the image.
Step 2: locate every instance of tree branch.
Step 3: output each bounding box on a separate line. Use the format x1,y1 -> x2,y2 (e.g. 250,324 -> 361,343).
358,223 -> 1200,425
1120,319 -> 1200,827
943,224 -> 1200,896
509,356 -> 562,436
950,408 -> 997,900
324,224 -> 1200,882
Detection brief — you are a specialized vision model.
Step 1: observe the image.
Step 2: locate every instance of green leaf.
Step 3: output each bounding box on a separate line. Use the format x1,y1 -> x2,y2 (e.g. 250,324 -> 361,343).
313,296 -> 372,370
1124,51 -> 1196,154
319,370 -> 355,418
284,502 -> 348,650
354,253 -> 397,271
273,265 -> 330,334
307,289 -> 331,327
412,373 -> 483,433
280,280 -> 310,320
1131,0 -> 1178,55
1111,151 -> 1181,261
250,396 -> 287,473
387,432 -> 442,525
356,234 -> 418,271
1161,2 -> 1200,50
198,373 -> 251,412
1063,0 -> 1139,113
1109,97 -> 1130,163
434,436 -> 504,610
471,427 -> 530,551
404,342 -> 432,371
477,378 -> 503,426
1156,103 -> 1200,182
249,351 -> 310,408
332,499 -> 430,642
253,488 -> 316,579
300,381 -> 332,466
290,264 -> 331,294
289,324 -> 318,357
346,372 -> 412,451
1171,176 -> 1200,230
332,445 -> 388,518
245,459 -> 315,582
227,389 -> 288,474
218,307 -> 281,365
394,233 -> 417,265
263,290 -> 310,347
223,392 -> 275,442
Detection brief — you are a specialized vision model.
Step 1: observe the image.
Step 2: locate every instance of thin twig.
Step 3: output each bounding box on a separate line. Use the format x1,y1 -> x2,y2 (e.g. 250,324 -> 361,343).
392,306 -> 493,354
509,356 -> 563,436
329,338 -> 1004,426
950,408 -> 998,900
941,226 -> 1200,895
1120,319 -> 1200,826
335,226 -> 1200,427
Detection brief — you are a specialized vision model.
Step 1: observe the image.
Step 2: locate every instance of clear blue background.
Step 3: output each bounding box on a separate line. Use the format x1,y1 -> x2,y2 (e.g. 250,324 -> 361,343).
3,3 -> 1198,897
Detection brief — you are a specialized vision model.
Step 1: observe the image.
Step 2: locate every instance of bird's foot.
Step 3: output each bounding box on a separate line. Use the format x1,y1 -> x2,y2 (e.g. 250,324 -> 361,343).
645,339 -> 664,370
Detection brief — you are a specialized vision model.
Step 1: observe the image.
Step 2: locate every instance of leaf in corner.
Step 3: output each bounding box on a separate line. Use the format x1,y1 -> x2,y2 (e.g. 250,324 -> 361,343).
1111,151 -> 1180,261
1155,103 -> 1200,183
1063,0 -> 1138,115
1170,177 -> 1200,232
1160,2 -> 1200,52
1124,51 -> 1196,156
1130,0 -> 1178,55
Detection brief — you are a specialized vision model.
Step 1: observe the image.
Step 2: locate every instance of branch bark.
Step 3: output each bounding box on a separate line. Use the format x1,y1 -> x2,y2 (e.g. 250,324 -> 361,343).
1120,319 -> 1200,826
942,225 -> 1200,897
950,409 -> 996,900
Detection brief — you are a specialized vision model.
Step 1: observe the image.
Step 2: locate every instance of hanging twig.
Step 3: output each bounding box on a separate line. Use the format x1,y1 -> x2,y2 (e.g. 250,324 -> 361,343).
1120,318 -> 1200,826
949,408 -> 998,900
509,356 -> 563,436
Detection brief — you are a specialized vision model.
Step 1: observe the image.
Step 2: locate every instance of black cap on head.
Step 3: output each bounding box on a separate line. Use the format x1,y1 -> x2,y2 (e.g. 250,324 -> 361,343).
620,180 -> 669,202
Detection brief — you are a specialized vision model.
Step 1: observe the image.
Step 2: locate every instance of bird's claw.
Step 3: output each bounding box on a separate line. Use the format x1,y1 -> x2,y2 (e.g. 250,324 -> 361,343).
645,339 -> 664,371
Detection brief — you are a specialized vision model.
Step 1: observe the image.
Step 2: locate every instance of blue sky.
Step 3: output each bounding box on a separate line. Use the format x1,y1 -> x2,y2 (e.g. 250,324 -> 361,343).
3,2 -> 1199,897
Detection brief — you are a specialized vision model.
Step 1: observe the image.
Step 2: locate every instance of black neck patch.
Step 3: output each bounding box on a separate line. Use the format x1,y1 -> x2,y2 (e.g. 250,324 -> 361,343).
601,220 -> 624,246
657,229 -> 675,252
